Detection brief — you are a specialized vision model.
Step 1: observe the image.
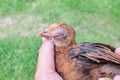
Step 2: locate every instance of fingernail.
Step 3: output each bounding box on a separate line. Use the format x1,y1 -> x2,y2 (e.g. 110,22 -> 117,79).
42,37 -> 47,42
98,77 -> 112,80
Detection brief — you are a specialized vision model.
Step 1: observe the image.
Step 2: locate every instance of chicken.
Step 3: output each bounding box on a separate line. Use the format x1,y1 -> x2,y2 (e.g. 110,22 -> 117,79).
37,23 -> 120,80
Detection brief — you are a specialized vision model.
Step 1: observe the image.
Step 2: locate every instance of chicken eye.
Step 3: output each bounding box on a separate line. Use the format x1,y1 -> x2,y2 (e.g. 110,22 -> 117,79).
52,28 -> 69,39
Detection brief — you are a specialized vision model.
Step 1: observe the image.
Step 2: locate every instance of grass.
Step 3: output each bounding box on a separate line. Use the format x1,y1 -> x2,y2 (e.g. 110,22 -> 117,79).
0,36 -> 41,80
0,0 -> 120,80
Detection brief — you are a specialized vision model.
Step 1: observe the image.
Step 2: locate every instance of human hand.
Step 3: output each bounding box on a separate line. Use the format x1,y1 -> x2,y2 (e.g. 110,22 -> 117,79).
114,75 -> 120,80
35,38 -> 63,80
114,48 -> 120,80
35,39 -> 120,80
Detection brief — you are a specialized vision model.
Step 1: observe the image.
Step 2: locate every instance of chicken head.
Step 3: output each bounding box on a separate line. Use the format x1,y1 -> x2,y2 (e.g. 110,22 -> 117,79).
37,23 -> 76,47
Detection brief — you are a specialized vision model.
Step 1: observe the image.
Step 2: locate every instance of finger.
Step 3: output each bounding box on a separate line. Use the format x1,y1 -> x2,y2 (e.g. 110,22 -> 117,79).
114,75 -> 120,80
36,40 -> 55,75
115,48 -> 120,55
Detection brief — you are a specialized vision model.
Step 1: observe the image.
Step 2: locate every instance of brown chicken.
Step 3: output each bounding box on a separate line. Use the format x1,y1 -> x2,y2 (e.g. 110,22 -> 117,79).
37,23 -> 120,80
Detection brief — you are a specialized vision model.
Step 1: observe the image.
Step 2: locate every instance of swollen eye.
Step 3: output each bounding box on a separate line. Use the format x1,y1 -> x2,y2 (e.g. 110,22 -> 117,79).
52,28 -> 69,39
53,33 -> 66,39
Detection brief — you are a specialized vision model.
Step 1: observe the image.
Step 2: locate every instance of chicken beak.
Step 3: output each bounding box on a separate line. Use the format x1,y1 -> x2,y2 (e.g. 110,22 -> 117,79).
37,30 -> 50,39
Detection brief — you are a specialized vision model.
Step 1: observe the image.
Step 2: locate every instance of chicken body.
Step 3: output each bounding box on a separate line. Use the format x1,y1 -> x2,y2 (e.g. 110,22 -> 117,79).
55,42 -> 120,80
38,23 -> 120,80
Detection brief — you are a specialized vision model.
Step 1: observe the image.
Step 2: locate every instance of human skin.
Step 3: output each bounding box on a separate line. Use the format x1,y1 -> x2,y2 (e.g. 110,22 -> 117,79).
34,38 -> 120,80
35,38 -> 63,80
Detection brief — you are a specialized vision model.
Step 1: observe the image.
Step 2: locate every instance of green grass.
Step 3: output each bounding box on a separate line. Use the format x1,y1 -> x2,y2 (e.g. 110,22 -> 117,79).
0,36 -> 41,80
0,0 -> 120,80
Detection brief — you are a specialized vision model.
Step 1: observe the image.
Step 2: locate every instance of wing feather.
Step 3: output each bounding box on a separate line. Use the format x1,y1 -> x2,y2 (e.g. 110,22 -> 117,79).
68,42 -> 120,64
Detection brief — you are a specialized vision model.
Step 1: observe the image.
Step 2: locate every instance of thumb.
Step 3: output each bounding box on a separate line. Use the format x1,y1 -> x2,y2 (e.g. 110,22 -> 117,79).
36,38 -> 55,74
115,48 -> 120,55
114,75 -> 120,80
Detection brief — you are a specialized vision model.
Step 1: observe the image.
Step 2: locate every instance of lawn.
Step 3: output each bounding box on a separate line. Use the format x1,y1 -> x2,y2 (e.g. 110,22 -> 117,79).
0,0 -> 120,80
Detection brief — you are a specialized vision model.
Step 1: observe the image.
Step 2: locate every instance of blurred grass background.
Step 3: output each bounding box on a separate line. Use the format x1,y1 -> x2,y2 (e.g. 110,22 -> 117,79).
0,0 -> 120,80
